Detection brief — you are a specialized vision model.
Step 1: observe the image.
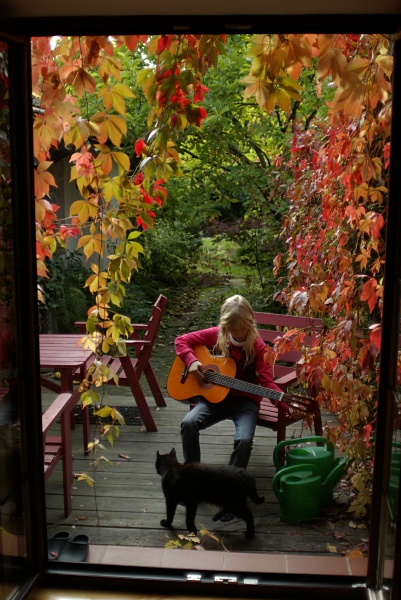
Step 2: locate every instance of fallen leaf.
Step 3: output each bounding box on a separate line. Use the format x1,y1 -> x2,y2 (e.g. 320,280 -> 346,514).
327,544 -> 338,553
348,549 -> 365,558
334,531 -> 349,540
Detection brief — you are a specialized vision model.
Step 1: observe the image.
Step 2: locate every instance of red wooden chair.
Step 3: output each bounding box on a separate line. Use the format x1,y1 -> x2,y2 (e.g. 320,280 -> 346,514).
75,294 -> 168,432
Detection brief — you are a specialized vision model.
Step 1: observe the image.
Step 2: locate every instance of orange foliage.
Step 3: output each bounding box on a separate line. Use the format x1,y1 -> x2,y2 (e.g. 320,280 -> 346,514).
31,34 -> 223,347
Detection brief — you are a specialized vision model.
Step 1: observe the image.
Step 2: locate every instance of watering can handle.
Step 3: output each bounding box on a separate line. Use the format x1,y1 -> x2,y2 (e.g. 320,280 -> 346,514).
273,463 -> 321,497
322,456 -> 348,488
273,436 -> 334,471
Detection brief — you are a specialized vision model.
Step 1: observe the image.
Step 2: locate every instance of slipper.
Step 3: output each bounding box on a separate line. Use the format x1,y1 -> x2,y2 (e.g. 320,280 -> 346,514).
58,534 -> 89,562
48,531 -> 70,560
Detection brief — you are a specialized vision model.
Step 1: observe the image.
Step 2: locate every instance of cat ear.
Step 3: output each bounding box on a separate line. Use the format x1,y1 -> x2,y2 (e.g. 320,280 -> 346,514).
171,448 -> 177,458
156,450 -> 160,457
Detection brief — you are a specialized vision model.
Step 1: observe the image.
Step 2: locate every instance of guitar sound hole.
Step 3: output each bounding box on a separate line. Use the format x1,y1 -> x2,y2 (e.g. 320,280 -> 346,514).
198,365 -> 218,389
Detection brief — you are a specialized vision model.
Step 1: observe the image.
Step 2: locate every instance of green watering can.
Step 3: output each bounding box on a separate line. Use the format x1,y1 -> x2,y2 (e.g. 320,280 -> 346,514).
273,464 -> 322,523
273,436 -> 348,506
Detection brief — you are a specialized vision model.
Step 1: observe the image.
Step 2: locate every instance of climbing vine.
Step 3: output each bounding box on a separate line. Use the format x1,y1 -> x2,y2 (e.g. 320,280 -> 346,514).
242,33 -> 392,517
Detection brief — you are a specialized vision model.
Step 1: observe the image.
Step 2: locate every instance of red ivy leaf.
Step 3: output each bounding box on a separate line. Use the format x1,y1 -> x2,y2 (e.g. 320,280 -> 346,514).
361,278 -> 378,312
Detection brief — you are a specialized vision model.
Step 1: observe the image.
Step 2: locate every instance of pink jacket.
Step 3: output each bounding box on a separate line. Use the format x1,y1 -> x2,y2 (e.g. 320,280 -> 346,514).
175,326 -> 282,404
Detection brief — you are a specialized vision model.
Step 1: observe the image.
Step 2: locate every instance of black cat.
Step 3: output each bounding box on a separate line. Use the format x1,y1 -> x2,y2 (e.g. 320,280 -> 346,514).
155,448 -> 264,539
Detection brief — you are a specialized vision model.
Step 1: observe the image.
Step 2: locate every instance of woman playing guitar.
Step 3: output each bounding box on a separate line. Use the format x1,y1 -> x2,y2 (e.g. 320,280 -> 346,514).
174,295 -> 283,522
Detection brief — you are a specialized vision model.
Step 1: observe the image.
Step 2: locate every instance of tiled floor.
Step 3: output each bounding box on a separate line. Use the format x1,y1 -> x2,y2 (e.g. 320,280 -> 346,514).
85,544 -> 369,577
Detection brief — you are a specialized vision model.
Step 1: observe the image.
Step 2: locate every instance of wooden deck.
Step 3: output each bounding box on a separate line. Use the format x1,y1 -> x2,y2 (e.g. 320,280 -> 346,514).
42,380 -> 368,558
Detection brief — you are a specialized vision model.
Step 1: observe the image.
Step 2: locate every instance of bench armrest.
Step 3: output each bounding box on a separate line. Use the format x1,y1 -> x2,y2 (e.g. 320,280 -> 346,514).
42,393 -> 73,434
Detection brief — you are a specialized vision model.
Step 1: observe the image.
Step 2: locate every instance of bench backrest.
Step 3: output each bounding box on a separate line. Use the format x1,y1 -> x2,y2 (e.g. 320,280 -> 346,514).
254,311 -> 324,390
253,311 -> 323,331
130,294 -> 167,378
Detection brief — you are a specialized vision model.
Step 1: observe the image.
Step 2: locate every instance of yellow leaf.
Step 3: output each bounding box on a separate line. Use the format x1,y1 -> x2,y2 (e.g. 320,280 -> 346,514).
333,82 -> 366,118
37,259 -> 48,278
95,152 -> 113,175
70,199 -> 99,223
375,54 -> 393,78
77,232 -> 105,259
280,76 -> 303,93
276,88 -> 291,113
63,122 -> 86,148
37,160 -> 54,173
345,56 -> 370,77
33,115 -> 61,153
102,338 -> 111,353
77,473 -> 95,487
242,75 -> 272,108
98,82 -> 135,115
109,151 -> 130,174
93,112 -> 127,146
265,90 -> 277,112
35,200 -> 46,222
327,544 -> 338,553
347,550 -> 364,558
317,48 -> 347,82
321,373 -> 331,391
102,176 -> 125,203
68,68 -> 97,98
42,235 -> 57,255
98,55 -> 124,81
95,146 -> 130,176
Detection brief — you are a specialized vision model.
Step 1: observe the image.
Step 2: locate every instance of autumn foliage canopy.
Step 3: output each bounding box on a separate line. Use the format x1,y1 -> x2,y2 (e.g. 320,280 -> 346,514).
31,32 -> 393,515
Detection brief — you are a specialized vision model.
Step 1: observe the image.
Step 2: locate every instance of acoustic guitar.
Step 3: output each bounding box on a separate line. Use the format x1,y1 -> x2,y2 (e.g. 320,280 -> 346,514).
167,345 -> 316,413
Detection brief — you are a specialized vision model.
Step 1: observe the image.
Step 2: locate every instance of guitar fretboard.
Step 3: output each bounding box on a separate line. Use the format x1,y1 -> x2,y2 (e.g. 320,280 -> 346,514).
203,371 -> 284,402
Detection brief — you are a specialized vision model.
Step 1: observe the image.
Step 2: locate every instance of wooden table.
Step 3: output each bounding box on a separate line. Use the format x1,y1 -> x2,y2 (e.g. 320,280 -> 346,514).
40,334 -> 94,454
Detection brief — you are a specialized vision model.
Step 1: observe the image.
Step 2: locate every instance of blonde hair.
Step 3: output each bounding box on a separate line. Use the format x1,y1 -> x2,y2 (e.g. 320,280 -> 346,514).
216,295 -> 259,365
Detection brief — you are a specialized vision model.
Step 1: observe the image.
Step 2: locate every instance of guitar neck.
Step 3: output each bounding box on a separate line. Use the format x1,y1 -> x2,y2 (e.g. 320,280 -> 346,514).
204,372 -> 284,403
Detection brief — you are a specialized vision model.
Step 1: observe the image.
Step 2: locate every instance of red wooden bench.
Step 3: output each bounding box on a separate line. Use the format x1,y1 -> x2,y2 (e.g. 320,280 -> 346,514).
253,312 -> 324,451
1,388 -> 74,517
42,392 -> 74,517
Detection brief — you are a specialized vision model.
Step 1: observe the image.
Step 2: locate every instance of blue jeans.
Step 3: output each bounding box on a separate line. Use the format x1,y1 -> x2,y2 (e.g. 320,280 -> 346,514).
181,396 -> 260,469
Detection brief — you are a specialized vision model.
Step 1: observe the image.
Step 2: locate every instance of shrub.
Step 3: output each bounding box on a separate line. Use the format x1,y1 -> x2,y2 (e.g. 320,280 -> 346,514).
138,223 -> 202,287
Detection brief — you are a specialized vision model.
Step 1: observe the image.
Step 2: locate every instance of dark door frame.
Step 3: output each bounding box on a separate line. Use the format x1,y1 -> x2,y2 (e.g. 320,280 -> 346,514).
2,13 -> 401,600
